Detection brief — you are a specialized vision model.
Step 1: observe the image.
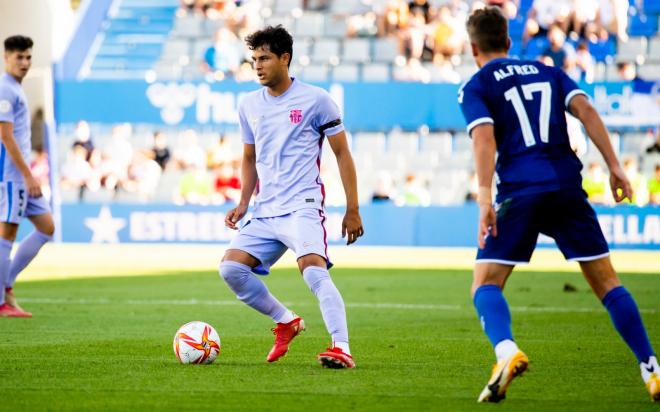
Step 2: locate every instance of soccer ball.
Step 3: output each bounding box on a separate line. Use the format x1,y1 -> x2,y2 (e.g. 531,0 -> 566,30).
173,321 -> 221,364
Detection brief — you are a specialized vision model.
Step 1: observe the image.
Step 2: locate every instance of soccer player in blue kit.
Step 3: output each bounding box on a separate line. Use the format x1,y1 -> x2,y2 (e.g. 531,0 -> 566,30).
0,36 -> 54,318
219,26 -> 363,368
458,8 -> 659,402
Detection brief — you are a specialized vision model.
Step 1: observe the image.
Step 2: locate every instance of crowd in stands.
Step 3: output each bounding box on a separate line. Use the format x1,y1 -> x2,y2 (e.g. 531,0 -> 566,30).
53,120 -> 660,207
59,121 -> 242,205
168,0 -> 658,84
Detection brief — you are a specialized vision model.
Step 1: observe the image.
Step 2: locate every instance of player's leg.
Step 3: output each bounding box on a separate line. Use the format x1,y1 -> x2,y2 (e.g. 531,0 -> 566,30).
218,218 -> 302,362
548,189 -> 658,401
6,212 -> 54,310
0,222 -> 28,317
283,209 -> 353,368
298,253 -> 354,368
580,257 -> 659,401
472,194 -> 541,402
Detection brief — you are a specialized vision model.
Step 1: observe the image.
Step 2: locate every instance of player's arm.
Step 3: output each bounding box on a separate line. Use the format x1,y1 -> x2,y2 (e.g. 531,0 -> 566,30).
569,94 -> 632,202
471,124 -> 498,249
225,143 -> 257,230
0,121 -> 41,197
327,131 -> 364,245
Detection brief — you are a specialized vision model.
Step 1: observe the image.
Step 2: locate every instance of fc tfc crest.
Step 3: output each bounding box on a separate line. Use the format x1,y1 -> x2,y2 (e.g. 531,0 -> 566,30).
289,109 -> 303,124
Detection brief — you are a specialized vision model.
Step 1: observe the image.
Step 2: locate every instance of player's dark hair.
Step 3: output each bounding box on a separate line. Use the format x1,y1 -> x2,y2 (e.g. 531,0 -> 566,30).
466,7 -> 508,53
4,35 -> 33,52
245,25 -> 293,68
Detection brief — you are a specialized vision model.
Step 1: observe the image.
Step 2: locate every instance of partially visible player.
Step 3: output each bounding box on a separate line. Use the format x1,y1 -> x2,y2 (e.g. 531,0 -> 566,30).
219,26 -> 363,368
0,36 -> 55,318
458,7 -> 659,402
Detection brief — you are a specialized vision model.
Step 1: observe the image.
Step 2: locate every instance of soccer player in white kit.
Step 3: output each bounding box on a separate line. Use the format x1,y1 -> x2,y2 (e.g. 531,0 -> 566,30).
0,36 -> 55,318
219,26 -> 364,368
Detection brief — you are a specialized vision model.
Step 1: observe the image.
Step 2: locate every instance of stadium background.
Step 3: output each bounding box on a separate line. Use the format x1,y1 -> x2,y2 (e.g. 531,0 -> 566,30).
1,0 -> 659,252
0,1 -> 659,410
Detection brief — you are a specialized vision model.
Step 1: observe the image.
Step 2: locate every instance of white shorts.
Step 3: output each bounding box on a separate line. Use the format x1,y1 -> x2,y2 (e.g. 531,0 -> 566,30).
228,208 -> 332,275
0,181 -> 51,224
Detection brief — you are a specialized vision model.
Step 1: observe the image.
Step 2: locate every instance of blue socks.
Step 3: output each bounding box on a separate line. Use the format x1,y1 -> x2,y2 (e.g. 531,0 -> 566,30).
473,285 -> 514,348
602,286 -> 655,363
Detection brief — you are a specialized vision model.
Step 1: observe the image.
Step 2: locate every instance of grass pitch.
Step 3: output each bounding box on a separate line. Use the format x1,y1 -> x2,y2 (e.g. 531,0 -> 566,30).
0,266 -> 658,411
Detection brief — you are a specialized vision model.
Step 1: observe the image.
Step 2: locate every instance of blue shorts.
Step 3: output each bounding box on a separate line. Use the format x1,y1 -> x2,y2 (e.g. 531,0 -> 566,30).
0,181 -> 51,224
228,208 -> 332,275
476,189 -> 609,264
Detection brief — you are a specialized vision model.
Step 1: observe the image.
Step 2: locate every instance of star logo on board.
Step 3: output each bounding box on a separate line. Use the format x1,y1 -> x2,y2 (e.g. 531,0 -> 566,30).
84,206 -> 126,243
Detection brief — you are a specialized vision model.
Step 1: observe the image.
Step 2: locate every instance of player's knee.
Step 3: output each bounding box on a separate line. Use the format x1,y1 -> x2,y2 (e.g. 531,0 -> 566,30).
40,224 -> 55,238
218,261 -> 250,284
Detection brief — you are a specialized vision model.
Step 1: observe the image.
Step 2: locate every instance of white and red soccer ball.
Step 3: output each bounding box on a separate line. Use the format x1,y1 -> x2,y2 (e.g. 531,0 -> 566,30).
173,321 -> 221,364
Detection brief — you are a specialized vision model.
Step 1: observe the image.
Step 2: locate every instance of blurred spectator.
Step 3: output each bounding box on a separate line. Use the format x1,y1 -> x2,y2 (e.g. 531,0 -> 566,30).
175,163 -> 213,205
568,0 -> 599,39
616,61 -> 637,81
408,0 -> 432,23
465,171 -> 478,202
396,173 -> 431,206
432,5 -> 465,63
103,123 -> 134,190
582,161 -> 610,204
174,129 -> 206,169
648,164 -> 660,205
126,150 -> 162,202
525,0 -> 572,41
623,158 -> 648,206
347,11 -> 380,37
645,130 -> 660,153
202,27 -> 242,79
372,171 -> 395,203
596,0 -> 628,41
541,24 -> 575,72
213,163 -> 241,204
487,0 -> 518,19
150,130 -> 171,170
207,134 -> 235,169
31,149 -> 50,199
574,42 -> 595,82
72,120 -> 95,161
31,107 -> 45,152
61,144 -> 94,200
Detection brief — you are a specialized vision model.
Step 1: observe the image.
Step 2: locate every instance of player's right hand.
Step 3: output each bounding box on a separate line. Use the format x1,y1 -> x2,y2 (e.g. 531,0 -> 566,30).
225,204 -> 248,230
609,165 -> 633,203
477,204 -> 497,249
25,175 -> 42,198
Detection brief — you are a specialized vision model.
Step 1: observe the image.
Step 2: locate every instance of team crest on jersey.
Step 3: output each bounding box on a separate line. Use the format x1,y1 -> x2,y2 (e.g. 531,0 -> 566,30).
289,109 -> 303,124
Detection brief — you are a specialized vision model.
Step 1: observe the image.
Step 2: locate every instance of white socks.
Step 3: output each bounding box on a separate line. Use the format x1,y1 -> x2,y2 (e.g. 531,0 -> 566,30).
0,238 -> 13,305
219,261 -> 293,324
641,356 -> 659,384
494,339 -> 519,362
303,266 -> 350,354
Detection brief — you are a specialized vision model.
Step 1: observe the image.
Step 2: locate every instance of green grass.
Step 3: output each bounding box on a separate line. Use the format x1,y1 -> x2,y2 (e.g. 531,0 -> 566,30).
0,268 -> 659,411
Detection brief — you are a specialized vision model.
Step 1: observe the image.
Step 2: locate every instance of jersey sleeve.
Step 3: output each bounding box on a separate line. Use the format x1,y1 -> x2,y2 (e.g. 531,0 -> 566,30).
314,90 -> 344,137
555,67 -> 587,114
0,86 -> 16,123
458,77 -> 493,136
237,99 -> 255,144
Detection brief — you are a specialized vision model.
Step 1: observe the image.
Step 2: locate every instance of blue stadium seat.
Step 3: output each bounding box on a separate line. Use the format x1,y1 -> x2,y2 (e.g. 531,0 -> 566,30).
588,38 -> 616,62
629,13 -> 659,37
523,37 -> 550,60
644,0 -> 660,14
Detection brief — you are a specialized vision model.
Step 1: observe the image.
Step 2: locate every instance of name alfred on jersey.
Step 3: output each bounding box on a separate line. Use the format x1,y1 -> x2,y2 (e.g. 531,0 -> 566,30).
493,64 -> 539,81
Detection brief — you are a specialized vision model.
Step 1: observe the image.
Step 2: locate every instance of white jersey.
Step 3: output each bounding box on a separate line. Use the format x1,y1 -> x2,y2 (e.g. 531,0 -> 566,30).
238,78 -> 344,218
0,72 -> 31,182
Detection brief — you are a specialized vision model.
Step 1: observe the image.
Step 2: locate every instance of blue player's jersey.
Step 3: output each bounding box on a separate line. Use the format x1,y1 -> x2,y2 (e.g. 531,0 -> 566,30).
458,58 -> 587,200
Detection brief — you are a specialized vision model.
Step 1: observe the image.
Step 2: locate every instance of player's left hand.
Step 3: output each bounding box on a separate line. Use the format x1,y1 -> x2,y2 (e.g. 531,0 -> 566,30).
477,204 -> 497,249
25,175 -> 42,198
342,209 -> 364,245
609,164 -> 633,203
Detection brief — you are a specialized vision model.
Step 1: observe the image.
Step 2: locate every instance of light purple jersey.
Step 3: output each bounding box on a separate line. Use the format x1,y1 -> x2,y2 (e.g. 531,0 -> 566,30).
238,78 -> 344,218
0,72 -> 31,182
